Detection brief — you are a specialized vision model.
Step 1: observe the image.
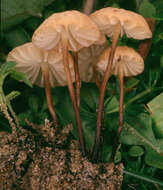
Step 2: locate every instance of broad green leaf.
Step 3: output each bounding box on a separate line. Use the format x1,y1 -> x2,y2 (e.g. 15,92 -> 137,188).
104,111 -> 119,131
54,84 -> 97,150
147,93 -> 163,138
105,96 -> 119,114
0,61 -> 17,75
120,124 -> 141,145
101,145 -> 112,162
145,147 -> 163,170
139,0 -> 156,17
80,83 -> 99,111
80,108 -> 96,150
54,87 -> 76,128
128,146 -> 144,157
120,113 -> 161,154
28,95 -> 39,112
5,27 -> 30,49
125,78 -> 140,89
43,10 -> 55,19
10,70 -> 32,88
24,17 -> 43,32
1,0 -> 55,31
157,139 -> 163,152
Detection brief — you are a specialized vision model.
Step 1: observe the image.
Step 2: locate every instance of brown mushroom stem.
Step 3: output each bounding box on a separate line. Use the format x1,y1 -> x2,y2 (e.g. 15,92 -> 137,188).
92,22 -> 121,160
82,0 -> 96,15
61,32 -> 86,156
73,52 -> 81,108
41,63 -> 58,127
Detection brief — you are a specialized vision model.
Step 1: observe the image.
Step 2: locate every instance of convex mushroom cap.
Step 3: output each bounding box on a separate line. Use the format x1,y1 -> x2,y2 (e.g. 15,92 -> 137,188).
32,10 -> 106,51
97,46 -> 144,77
78,42 -> 107,82
7,42 -> 75,87
90,7 -> 152,40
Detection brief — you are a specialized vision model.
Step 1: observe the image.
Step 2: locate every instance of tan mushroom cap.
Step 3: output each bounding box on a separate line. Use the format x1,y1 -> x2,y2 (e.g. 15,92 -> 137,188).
32,10 -> 106,51
97,46 -> 144,77
78,42 -> 107,82
90,7 -> 152,40
7,42 -> 75,87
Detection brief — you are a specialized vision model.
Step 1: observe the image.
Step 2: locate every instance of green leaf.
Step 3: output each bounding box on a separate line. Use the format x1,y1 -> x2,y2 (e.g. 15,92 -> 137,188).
114,151 -> 122,163
10,70 -> 32,88
125,78 -> 140,89
28,95 -> 39,112
145,147 -> 163,170
101,146 -> 112,162
152,13 -> 163,20
1,0 -> 54,31
153,0 -> 163,14
18,112 -> 29,126
147,93 -> 163,138
139,0 -> 156,17
43,10 -> 55,19
41,99 -> 48,111
80,108 -> 96,150
104,96 -> 119,114
128,146 -> 144,157
24,17 -> 43,32
54,87 -> 75,126
111,3 -> 120,8
0,114 -> 12,132
5,27 -> 30,48
120,113 -> 161,154
6,91 -> 20,102
161,56 -> 163,68
0,61 -> 17,75
80,83 -> 99,111
123,170 -> 163,186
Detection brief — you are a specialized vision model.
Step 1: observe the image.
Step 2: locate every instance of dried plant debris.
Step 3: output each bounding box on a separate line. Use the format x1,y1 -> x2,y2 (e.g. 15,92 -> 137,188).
0,120 -> 123,190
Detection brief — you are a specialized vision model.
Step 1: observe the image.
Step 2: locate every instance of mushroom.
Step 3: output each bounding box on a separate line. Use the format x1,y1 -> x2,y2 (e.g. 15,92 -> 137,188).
78,42 -> 108,88
97,46 -> 144,157
32,10 -> 105,155
7,42 -> 75,127
90,7 -> 152,159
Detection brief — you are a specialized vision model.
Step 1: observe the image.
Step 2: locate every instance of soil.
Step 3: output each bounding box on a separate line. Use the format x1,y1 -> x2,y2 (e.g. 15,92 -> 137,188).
0,120 -> 123,190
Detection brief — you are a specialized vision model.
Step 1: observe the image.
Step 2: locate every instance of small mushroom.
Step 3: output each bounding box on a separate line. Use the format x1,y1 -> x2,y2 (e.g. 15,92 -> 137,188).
97,46 -> 144,157
90,7 -> 151,159
7,42 -> 75,127
78,42 -> 108,88
32,10 -> 105,155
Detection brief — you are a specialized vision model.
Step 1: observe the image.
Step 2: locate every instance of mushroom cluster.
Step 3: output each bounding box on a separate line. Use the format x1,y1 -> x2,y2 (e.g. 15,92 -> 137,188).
6,7 -> 152,160
90,7 -> 152,159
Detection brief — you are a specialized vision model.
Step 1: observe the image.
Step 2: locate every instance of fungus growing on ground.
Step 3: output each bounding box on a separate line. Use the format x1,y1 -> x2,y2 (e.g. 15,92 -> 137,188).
97,46 -> 144,156
90,7 -> 152,159
32,10 -> 105,155
7,42 -> 75,127
78,42 -> 107,88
